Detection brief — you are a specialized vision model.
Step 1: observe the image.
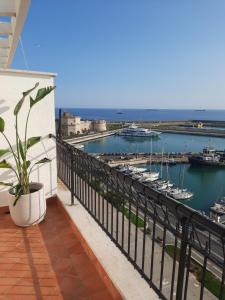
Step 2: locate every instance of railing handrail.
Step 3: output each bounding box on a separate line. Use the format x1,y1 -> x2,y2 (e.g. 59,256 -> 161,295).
57,138 -> 225,238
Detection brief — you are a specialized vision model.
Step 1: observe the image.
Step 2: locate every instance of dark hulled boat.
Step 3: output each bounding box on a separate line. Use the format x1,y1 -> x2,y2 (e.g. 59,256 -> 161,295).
188,147 -> 225,166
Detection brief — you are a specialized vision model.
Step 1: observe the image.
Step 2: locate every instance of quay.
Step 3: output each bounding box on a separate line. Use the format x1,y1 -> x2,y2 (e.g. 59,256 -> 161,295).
97,152 -> 191,166
65,129 -> 121,144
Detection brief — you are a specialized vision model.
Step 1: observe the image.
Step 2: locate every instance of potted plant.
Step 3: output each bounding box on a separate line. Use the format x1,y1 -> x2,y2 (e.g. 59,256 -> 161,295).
0,82 -> 55,227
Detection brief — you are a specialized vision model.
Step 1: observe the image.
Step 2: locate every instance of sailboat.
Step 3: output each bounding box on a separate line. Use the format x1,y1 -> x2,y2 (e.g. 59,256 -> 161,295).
139,138 -> 159,183
168,165 -> 193,200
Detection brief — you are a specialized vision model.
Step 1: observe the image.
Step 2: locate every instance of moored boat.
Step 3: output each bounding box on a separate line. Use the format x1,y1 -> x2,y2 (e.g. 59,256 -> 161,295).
138,171 -> 159,182
118,123 -> 161,137
188,147 -> 225,166
210,199 -> 225,224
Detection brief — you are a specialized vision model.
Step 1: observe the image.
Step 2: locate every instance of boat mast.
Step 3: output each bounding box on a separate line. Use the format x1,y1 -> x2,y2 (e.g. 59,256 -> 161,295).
160,147 -> 164,178
149,137 -> 152,171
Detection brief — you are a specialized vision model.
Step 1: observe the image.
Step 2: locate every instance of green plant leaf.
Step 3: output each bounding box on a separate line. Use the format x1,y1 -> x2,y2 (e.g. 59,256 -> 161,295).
35,158 -> 51,165
0,149 -> 9,157
14,83 -> 39,115
0,160 -> 11,168
24,160 -> 31,168
13,185 -> 23,206
0,117 -> 5,132
27,136 -> 41,149
0,181 -> 13,186
19,140 -> 25,161
30,86 -> 55,108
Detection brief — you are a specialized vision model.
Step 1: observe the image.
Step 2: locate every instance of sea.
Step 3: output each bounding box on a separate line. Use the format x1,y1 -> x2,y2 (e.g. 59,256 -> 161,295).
57,108 -> 225,213
55,108 -> 225,122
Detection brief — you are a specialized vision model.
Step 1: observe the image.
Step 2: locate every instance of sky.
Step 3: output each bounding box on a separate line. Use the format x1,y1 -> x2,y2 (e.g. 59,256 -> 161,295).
12,0 -> 225,109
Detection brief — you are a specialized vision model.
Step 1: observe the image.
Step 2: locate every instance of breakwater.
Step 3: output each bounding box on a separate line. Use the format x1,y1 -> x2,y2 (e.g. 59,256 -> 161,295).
159,127 -> 225,138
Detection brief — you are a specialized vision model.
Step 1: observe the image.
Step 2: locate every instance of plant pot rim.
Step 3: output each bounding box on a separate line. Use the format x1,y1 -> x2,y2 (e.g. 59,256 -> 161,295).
9,182 -> 44,196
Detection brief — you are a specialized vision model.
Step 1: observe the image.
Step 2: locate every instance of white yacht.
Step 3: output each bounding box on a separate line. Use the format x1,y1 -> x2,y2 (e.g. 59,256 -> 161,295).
118,123 -> 161,137
117,165 -> 147,174
168,188 -> 193,200
74,144 -> 84,149
138,171 -> 159,182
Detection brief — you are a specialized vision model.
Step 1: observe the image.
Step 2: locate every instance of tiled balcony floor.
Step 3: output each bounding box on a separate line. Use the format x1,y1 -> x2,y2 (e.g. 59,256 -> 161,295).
0,198 -> 120,300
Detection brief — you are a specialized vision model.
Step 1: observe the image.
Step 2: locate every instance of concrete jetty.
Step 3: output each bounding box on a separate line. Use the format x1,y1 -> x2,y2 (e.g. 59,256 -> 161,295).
65,129 -> 120,144
97,152 -> 191,166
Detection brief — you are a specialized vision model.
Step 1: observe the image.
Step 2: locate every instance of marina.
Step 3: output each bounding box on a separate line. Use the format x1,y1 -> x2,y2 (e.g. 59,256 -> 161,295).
115,164 -> 194,200
82,132 -> 225,215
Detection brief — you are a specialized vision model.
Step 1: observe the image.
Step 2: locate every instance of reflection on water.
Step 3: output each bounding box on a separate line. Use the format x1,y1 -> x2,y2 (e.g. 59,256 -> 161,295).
120,136 -> 160,144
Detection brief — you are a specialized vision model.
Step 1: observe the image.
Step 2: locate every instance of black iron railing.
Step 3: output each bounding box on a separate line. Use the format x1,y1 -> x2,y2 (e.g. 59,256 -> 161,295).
57,138 -> 225,300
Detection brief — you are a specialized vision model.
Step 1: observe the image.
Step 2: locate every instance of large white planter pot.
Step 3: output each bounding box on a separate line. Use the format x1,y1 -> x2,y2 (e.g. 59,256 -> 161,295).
8,182 -> 46,227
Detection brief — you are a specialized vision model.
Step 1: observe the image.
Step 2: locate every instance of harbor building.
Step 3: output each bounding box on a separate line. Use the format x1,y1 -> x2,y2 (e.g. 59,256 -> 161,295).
61,112 -> 107,136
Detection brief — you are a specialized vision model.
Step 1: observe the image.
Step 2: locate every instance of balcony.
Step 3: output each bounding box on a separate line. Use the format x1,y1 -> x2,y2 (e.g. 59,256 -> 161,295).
1,135 -> 225,299
55,138 -> 225,300
1,1 -> 224,299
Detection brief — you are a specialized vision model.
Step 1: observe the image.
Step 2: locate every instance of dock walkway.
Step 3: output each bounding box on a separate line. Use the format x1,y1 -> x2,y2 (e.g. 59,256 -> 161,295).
97,152 -> 192,166
65,129 -> 120,144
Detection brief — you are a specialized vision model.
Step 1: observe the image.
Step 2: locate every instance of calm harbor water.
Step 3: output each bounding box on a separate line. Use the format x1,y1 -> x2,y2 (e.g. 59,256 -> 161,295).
83,133 -> 225,213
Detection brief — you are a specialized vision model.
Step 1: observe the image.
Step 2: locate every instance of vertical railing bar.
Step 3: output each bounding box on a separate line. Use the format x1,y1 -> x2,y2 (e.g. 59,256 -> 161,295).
141,199 -> 147,272
150,207 -> 156,281
176,218 -> 189,300
81,152 -> 84,204
67,152 -> 69,186
98,179 -> 101,222
87,158 -> 90,211
106,181 -> 109,232
199,243 -> 208,300
121,193 -> 125,249
170,224 -> 178,300
83,156 -> 86,205
89,164 -> 92,215
183,244 -> 192,300
102,181 -> 105,227
74,152 -> 76,194
70,150 -> 74,205
219,240 -> 225,300
77,153 -> 82,203
219,265 -> 225,300
159,227 -> 166,291
134,204 -> 139,262
127,199 -> 132,256
116,177 -> 119,243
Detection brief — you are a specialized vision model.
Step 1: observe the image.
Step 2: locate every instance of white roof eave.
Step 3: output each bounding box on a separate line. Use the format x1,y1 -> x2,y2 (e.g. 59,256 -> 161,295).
0,0 -> 30,69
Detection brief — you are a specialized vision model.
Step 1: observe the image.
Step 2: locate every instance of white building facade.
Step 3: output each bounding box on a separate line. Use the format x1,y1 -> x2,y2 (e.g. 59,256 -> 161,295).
0,0 -> 57,206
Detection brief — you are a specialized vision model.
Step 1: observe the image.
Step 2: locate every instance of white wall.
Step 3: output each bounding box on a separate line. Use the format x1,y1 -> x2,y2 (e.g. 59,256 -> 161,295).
0,69 -> 57,206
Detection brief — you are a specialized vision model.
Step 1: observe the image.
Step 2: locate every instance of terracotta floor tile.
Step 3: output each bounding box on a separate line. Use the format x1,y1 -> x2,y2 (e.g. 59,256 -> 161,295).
0,198 -> 122,300
91,289 -> 114,300
0,296 -> 37,300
